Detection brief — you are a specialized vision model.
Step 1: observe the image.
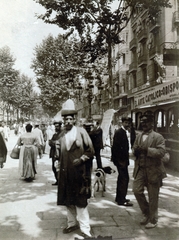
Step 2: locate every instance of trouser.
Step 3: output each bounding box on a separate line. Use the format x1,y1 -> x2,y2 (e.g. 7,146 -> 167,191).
66,205 -> 91,236
52,158 -> 58,182
115,166 -> 129,204
38,145 -> 43,158
42,142 -> 46,153
94,148 -> 102,168
133,168 -> 160,224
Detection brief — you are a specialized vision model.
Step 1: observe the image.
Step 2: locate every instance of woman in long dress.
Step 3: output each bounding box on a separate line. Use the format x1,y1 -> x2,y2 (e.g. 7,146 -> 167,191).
16,123 -> 40,181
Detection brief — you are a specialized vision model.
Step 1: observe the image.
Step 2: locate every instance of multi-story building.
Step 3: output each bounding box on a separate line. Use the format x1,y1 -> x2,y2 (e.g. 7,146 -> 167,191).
128,0 -> 179,170
99,19 -> 131,123
78,1 -> 179,169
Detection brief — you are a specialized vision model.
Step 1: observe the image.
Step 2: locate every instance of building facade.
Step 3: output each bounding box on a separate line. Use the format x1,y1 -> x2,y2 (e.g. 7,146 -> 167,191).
127,1 -> 179,169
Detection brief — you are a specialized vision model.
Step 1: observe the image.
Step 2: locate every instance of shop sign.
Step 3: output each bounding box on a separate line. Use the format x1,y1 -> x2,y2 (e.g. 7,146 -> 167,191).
134,79 -> 179,108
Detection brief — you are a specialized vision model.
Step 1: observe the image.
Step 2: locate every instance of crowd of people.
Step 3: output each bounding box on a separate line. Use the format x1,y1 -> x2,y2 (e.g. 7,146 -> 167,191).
0,101 -> 168,238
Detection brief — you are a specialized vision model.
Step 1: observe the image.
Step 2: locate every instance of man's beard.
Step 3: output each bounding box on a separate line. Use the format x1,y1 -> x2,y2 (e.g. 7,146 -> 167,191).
65,124 -> 73,131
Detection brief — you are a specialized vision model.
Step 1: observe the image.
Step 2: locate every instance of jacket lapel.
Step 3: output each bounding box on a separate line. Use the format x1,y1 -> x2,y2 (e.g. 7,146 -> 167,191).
147,131 -> 155,147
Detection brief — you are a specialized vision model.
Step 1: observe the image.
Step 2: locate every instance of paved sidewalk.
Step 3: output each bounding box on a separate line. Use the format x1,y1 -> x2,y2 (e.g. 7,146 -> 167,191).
0,132 -> 179,240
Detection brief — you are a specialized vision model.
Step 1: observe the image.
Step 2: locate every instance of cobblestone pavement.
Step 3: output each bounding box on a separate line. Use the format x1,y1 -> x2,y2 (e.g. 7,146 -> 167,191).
0,131 -> 179,240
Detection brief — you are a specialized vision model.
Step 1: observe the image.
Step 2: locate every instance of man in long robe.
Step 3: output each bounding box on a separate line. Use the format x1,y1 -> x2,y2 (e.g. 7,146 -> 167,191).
56,99 -> 94,238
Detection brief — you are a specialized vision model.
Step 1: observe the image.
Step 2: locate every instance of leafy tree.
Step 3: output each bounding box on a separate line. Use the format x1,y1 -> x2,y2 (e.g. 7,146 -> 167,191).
34,0 -> 172,107
0,46 -> 20,121
31,33 -> 96,115
0,46 -> 39,121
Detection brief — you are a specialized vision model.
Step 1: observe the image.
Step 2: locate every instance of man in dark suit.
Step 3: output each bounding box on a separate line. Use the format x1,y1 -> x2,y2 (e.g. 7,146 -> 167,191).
49,121 -> 62,185
89,121 -> 103,169
111,116 -> 133,206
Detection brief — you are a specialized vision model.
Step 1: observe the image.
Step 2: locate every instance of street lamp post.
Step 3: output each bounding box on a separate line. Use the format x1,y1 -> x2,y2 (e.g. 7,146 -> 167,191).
84,70 -> 94,123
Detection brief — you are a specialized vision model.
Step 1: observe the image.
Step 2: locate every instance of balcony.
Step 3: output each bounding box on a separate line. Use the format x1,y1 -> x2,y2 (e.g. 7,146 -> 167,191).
129,38 -> 137,50
149,47 -> 157,59
138,29 -> 147,43
149,19 -> 160,33
162,42 -> 179,65
138,55 -> 147,67
173,11 -> 179,26
129,61 -> 137,73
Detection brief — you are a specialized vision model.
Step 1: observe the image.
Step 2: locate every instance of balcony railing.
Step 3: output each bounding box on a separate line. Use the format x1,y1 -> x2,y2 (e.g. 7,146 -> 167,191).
129,38 -> 137,50
138,29 -> 147,42
129,61 -> 137,73
149,19 -> 160,33
138,54 -> 147,67
149,47 -> 157,58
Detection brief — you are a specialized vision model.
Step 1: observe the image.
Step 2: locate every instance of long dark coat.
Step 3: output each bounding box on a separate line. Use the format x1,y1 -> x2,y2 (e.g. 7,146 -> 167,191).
57,126 -> 94,208
111,127 -> 129,168
89,127 -> 103,150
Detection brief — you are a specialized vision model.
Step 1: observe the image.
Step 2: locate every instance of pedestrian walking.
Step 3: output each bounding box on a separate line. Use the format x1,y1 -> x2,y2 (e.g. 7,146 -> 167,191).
18,122 -> 26,136
56,99 -> 94,238
40,122 -> 47,154
33,122 -> 45,158
17,123 -> 40,181
1,121 -> 9,141
45,121 -> 55,154
49,121 -> 63,186
111,116 -> 133,206
89,121 -> 103,169
132,111 -> 166,229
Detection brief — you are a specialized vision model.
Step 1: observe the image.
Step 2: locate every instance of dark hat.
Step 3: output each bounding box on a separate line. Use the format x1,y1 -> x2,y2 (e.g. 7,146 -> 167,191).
61,99 -> 77,116
53,121 -> 62,125
140,111 -> 154,122
121,116 -> 130,122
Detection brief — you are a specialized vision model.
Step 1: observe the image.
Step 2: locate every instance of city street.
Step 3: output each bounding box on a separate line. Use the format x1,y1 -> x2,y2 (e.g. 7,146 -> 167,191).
0,131 -> 179,240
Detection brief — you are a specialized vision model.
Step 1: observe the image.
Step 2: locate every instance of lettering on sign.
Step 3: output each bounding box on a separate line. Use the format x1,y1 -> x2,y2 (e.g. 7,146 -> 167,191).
134,80 -> 179,108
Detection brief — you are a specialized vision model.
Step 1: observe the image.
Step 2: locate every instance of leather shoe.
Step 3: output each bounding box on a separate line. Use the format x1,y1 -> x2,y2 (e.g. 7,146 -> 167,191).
63,225 -> 79,234
81,232 -> 93,239
145,222 -> 157,229
52,182 -> 58,186
118,201 -> 133,206
140,215 -> 149,225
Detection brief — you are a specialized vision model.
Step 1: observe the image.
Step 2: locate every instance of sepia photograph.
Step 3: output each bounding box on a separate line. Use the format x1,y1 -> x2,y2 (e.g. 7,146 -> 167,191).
0,0 -> 179,240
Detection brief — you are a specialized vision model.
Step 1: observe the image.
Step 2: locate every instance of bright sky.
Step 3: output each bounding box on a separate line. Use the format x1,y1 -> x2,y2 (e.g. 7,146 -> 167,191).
0,0 -> 64,81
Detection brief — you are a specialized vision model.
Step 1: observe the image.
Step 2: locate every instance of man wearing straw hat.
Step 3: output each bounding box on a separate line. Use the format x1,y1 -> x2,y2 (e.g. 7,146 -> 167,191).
56,99 -> 94,238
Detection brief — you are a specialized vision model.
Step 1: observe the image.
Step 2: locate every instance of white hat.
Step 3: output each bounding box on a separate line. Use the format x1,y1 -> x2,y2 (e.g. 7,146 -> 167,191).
61,99 -> 77,116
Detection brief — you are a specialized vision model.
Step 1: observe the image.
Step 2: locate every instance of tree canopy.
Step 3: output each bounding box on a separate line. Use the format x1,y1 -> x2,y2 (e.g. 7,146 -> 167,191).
31,34 -> 87,115
0,46 -> 40,121
34,0 -> 172,62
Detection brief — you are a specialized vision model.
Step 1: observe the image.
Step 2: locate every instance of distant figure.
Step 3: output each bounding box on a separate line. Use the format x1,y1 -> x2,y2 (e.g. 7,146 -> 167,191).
89,121 -> 103,168
18,122 -> 25,136
17,124 -> 40,181
33,123 -> 44,158
45,121 -> 55,154
49,121 -> 63,185
1,121 -> 8,141
41,123 -> 47,154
